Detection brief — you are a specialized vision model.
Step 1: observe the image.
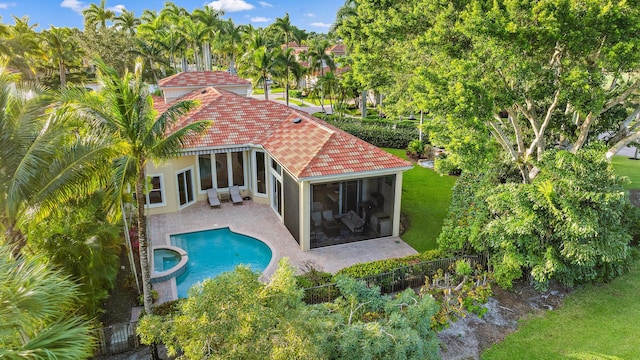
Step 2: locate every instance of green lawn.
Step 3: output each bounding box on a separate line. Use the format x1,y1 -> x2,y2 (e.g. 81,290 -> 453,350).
612,155 -> 640,189
482,154 -> 640,359
252,87 -> 284,95
383,148 -> 457,252
482,260 -> 640,360
274,97 -> 308,107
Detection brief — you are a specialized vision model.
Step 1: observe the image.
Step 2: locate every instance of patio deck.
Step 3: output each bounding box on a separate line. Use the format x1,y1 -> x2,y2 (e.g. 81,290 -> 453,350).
149,200 -> 417,302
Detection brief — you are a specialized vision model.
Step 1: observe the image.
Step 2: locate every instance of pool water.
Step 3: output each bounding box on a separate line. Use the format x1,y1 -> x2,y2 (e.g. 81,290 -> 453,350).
153,249 -> 181,272
170,228 -> 272,298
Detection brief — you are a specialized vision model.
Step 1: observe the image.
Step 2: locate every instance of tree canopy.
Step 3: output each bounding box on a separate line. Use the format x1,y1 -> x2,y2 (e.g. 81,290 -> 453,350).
336,0 -> 640,182
137,259 -> 441,359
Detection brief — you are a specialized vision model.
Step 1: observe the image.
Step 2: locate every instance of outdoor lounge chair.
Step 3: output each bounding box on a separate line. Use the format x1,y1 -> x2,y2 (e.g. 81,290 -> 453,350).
207,188 -> 221,208
229,185 -> 243,204
311,210 -> 322,228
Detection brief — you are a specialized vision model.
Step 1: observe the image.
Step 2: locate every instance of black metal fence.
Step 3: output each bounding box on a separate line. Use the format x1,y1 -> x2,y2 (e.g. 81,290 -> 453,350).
303,254 -> 486,304
94,321 -> 140,357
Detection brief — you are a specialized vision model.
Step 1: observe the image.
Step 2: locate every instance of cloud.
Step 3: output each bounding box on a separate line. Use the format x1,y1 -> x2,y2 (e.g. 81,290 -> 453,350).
206,0 -> 254,12
0,2 -> 16,10
258,1 -> 273,7
60,0 -> 86,14
310,22 -> 332,29
109,4 -> 126,13
251,16 -> 272,23
304,13 -> 315,18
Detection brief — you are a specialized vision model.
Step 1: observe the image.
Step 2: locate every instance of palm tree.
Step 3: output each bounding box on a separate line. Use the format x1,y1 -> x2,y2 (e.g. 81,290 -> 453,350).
114,9 -> 140,35
192,6 -> 223,71
274,13 -> 294,106
0,62 -> 112,255
178,16 -> 210,71
276,47 -> 302,107
4,16 -> 41,79
82,0 -> 115,30
242,45 -> 281,101
41,26 -> 82,87
316,72 -> 340,113
0,244 -> 95,359
306,40 -> 336,112
67,58 -> 210,326
160,2 -> 189,71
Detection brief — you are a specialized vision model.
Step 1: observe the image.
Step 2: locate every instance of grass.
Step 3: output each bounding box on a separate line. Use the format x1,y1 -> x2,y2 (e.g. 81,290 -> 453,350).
611,155 -> 640,189
274,97 -> 308,107
251,87 -> 284,95
382,148 -> 457,252
482,155 -> 640,359
482,260 -> 640,360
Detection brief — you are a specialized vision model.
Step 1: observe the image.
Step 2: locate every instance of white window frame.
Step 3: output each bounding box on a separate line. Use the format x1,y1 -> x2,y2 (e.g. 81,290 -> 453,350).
145,174 -> 166,208
197,151 -> 248,193
252,149 -> 268,198
175,166 -> 196,210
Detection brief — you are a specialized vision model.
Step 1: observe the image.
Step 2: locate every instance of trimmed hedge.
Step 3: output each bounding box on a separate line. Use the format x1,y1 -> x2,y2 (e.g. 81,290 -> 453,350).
314,113 -> 419,149
335,249 -> 444,279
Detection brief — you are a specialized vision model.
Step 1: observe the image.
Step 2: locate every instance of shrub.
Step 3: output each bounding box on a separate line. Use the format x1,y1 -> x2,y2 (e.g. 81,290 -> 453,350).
336,249 -> 444,278
152,298 -> 185,316
407,139 -> 425,159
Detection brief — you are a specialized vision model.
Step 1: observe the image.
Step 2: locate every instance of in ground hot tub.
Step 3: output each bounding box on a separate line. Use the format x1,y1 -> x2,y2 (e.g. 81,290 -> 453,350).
150,246 -> 188,283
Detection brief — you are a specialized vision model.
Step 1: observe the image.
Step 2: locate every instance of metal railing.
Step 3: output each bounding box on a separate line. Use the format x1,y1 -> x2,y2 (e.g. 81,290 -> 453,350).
303,255 -> 486,304
94,321 -> 140,357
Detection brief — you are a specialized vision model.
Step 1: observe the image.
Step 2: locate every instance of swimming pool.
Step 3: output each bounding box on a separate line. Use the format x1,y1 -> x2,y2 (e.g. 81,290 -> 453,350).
170,228 -> 273,298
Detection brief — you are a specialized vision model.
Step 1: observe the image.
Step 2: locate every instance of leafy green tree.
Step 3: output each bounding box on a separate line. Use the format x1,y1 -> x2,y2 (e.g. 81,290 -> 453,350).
0,243 -> 95,359
340,0 -> 640,182
78,26 -> 137,76
439,148 -> 637,290
138,259 -> 441,360
138,259 -> 322,359
25,191 -> 121,317
0,63 -> 111,255
66,58 -> 209,324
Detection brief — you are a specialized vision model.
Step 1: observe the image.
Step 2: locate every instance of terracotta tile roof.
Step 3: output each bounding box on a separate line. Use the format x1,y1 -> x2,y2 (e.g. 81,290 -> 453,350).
158,71 -> 251,88
155,87 -> 411,179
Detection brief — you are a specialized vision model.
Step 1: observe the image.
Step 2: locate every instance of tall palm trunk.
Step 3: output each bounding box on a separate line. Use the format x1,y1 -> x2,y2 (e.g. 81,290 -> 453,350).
135,158 -> 154,315
135,158 -> 158,360
263,70 -> 269,101
58,59 -> 66,87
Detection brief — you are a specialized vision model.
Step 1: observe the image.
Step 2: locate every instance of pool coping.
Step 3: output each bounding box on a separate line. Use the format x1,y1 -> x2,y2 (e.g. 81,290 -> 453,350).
158,225 -> 278,301
150,246 -> 189,283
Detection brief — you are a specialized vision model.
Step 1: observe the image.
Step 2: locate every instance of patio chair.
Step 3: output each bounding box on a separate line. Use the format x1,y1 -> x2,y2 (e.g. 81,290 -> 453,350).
229,185 -> 243,204
311,210 -> 322,228
207,188 -> 221,208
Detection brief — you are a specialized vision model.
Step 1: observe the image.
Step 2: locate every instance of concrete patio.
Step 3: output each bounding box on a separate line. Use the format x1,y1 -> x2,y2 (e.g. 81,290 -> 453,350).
148,200 -> 417,302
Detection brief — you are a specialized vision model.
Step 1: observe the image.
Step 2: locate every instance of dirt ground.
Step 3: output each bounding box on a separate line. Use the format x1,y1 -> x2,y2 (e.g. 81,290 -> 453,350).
438,281 -> 571,360
438,189 -> 640,360
100,250 -> 139,326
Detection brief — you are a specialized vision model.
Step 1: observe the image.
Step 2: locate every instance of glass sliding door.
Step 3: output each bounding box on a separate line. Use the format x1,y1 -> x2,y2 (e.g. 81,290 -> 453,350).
198,154 -> 212,190
215,153 -> 229,189
177,168 -> 195,208
255,151 -> 266,195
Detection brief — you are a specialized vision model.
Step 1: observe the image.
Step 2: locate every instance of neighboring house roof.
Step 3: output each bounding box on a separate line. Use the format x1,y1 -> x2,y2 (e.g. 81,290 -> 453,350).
328,44 -> 346,56
156,87 -> 412,179
158,71 -> 251,88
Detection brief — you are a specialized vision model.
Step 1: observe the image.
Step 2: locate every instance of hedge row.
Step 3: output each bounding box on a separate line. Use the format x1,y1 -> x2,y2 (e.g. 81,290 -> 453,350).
314,113 -> 419,149
296,249 -> 445,287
